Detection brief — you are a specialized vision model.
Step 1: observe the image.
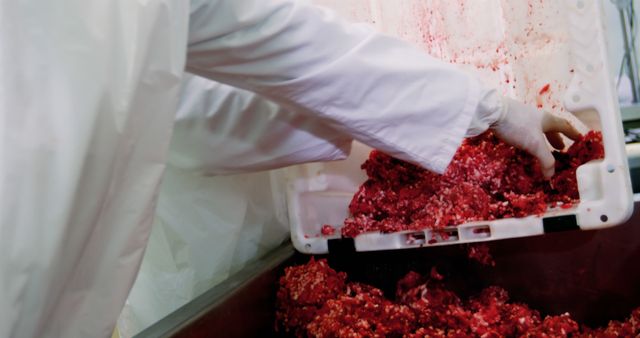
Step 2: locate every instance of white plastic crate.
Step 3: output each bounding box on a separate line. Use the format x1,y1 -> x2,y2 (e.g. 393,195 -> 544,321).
286,0 -> 633,254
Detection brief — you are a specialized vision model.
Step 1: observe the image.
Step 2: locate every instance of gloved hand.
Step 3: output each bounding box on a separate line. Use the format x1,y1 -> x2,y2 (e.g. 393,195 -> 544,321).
492,98 -> 582,178
467,91 -> 582,179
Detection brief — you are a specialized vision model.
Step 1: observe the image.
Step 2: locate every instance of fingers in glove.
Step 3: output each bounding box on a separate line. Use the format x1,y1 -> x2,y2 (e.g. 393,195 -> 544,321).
526,135 -> 556,179
542,113 -> 582,141
536,149 -> 556,179
545,132 -> 565,150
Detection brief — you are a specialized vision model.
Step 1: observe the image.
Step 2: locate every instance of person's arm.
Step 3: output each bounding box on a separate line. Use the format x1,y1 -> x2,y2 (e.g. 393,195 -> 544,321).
186,0 -> 487,174
186,0 -> 578,176
171,73 -> 352,174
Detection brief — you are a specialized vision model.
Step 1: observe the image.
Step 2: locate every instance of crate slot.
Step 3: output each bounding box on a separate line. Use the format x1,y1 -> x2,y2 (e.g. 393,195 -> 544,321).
462,225 -> 492,239
405,232 -> 427,245
428,229 -> 459,244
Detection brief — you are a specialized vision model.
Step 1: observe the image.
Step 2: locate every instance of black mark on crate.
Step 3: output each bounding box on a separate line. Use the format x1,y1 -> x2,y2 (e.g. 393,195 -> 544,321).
543,214 -> 579,233
328,238 -> 355,254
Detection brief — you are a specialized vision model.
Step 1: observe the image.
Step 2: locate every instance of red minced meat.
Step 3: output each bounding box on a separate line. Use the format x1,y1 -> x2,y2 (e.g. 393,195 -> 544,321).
342,131 -> 604,237
467,243 -> 496,267
522,313 -> 580,337
397,277 -> 471,335
320,224 -> 336,236
466,286 -> 542,337
580,308 -> 640,337
306,282 -> 416,337
275,258 -> 347,334
276,259 -> 640,337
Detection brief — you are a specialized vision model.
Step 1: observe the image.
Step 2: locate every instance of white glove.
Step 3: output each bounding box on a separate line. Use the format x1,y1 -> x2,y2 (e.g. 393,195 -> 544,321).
467,90 -> 581,179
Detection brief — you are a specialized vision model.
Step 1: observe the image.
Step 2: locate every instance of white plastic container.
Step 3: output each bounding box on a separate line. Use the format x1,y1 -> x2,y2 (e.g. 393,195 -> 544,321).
286,0 -> 633,254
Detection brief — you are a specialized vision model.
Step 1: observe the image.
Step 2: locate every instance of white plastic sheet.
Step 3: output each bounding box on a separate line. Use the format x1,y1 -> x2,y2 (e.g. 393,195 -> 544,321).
1,1 -> 188,337
119,73 -> 354,335
118,167 -> 290,336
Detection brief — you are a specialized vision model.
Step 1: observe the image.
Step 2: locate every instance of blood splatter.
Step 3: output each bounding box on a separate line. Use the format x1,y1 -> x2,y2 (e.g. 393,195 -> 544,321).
539,83 -> 551,95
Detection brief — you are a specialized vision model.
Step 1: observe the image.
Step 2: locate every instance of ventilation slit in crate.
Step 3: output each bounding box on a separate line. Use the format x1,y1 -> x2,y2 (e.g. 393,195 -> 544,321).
427,228 -> 459,244
469,225 -> 492,239
405,232 -> 426,245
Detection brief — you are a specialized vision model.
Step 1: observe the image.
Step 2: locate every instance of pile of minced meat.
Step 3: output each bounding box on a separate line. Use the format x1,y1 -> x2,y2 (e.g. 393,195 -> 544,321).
342,131 -> 604,238
276,259 -> 639,337
274,131 -> 637,337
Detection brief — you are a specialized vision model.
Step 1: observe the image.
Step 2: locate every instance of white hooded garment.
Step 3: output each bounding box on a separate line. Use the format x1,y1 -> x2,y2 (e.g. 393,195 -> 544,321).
0,0 -> 497,337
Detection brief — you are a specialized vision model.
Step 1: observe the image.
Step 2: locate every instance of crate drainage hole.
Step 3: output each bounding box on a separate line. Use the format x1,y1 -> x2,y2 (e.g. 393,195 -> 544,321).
405,232 -> 426,245
427,229 -> 459,244
469,225 -> 492,239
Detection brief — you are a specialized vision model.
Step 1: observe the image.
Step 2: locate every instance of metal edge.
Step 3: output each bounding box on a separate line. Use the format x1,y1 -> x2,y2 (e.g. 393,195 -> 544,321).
621,105 -> 640,121
626,142 -> 640,168
134,241 -> 295,338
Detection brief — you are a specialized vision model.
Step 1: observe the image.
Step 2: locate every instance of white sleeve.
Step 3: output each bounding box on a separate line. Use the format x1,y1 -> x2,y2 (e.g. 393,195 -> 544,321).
186,0 -> 498,173
171,73 -> 352,175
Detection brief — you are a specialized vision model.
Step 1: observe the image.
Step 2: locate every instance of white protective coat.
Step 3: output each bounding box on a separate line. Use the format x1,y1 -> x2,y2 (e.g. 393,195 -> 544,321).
170,74 -> 354,174
1,0 -> 497,337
